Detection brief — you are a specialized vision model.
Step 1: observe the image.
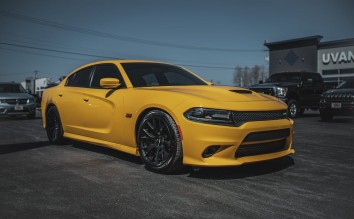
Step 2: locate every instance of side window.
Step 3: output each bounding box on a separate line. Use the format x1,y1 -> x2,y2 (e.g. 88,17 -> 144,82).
312,74 -> 323,85
91,64 -> 126,88
66,67 -> 93,87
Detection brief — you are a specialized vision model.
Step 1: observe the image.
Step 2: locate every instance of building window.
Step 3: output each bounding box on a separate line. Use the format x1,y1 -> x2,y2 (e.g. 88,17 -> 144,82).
322,70 -> 338,75
340,68 -> 354,74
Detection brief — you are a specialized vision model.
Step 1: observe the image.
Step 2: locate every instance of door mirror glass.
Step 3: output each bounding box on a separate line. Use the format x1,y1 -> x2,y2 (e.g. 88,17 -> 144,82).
100,78 -> 121,89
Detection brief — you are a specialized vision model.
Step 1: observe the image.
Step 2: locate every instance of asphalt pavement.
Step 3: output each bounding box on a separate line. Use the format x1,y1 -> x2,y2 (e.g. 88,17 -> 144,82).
0,111 -> 353,218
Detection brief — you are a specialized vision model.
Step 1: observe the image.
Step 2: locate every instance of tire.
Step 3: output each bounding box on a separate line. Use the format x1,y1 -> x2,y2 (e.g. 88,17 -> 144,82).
137,110 -> 183,173
46,105 -> 66,144
287,99 -> 299,118
320,112 -> 333,121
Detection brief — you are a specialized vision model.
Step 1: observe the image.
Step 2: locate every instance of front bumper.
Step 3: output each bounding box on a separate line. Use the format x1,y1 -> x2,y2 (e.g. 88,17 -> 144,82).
0,103 -> 36,117
319,102 -> 354,116
179,118 -> 294,167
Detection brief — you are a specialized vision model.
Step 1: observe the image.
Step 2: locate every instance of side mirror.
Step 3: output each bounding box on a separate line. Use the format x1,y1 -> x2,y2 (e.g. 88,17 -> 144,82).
100,78 -> 121,89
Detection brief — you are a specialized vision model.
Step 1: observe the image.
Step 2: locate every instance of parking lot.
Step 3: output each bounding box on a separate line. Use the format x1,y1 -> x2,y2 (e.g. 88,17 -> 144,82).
0,111 -> 353,218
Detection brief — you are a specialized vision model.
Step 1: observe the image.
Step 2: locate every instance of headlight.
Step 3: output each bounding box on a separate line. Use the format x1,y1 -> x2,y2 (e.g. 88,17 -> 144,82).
27,98 -> 34,103
275,87 -> 288,98
184,108 -> 234,125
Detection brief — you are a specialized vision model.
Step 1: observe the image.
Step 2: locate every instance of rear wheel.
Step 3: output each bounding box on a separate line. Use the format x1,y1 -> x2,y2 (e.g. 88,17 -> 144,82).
46,105 -> 66,144
137,110 -> 183,173
287,99 -> 299,118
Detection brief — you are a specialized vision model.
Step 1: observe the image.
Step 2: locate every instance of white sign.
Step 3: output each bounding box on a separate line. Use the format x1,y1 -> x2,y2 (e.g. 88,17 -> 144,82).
322,51 -> 354,64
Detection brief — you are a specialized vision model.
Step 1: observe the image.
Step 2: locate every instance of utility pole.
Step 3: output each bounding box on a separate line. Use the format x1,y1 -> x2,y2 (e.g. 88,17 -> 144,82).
33,71 -> 38,95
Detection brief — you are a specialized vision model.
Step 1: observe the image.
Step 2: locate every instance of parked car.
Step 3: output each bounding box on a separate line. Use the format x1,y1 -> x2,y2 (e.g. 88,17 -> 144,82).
42,60 -> 295,173
249,72 -> 325,118
319,79 -> 354,121
0,82 -> 36,119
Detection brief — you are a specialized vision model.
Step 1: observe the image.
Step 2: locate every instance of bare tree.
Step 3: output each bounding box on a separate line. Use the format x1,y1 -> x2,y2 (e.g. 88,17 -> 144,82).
242,66 -> 251,88
250,65 -> 261,85
233,66 -> 242,87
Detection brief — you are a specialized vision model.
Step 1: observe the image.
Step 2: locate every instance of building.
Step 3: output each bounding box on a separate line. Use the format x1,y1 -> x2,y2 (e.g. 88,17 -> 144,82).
21,77 -> 52,97
265,35 -> 354,87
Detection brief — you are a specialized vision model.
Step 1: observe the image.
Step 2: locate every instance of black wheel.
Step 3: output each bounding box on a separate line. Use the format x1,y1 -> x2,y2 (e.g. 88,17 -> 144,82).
46,105 -> 66,144
137,110 -> 183,173
287,99 -> 299,118
320,112 -> 333,121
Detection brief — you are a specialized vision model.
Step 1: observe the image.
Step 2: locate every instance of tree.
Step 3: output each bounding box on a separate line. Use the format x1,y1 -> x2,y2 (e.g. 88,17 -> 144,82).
233,66 -> 242,87
242,66 -> 251,88
250,65 -> 261,85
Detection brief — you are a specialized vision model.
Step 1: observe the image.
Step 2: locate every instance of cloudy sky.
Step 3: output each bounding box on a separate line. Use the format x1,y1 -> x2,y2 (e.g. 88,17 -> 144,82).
0,0 -> 353,85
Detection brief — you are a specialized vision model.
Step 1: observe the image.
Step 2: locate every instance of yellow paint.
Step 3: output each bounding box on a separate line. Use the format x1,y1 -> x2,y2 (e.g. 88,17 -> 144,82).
42,60 -> 294,167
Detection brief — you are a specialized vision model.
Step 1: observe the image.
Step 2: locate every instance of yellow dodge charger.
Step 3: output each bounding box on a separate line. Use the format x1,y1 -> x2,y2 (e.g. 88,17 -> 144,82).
42,60 -> 294,173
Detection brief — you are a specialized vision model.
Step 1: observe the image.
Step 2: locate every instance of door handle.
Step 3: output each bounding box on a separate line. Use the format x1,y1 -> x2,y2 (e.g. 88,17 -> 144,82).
83,98 -> 89,102
58,94 -> 63,97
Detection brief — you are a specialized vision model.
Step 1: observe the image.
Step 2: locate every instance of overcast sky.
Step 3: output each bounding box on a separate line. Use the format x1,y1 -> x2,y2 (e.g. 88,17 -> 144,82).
0,0 -> 353,85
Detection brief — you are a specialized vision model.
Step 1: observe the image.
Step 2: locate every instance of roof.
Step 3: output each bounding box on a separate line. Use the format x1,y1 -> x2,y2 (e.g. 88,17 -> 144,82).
319,38 -> 354,49
264,35 -> 323,50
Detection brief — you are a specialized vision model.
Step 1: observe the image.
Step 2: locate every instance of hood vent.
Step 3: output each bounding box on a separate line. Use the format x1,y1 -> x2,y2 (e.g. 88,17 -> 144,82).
229,90 -> 253,94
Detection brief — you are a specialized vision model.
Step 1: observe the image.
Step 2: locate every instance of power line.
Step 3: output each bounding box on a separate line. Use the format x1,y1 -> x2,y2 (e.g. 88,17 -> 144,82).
0,46 -> 92,62
0,10 -> 266,53
0,42 -> 119,59
0,41 -> 258,70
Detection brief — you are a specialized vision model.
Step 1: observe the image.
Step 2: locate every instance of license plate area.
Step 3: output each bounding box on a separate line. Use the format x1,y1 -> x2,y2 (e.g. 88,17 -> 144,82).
14,105 -> 24,111
331,102 -> 341,109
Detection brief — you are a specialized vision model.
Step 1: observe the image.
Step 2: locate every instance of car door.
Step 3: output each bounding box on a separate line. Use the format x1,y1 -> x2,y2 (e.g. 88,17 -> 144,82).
78,64 -> 127,142
57,66 -> 94,135
299,73 -> 314,106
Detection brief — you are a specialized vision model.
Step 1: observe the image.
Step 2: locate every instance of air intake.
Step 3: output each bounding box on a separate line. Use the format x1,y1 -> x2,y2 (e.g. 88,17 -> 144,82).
229,90 -> 253,94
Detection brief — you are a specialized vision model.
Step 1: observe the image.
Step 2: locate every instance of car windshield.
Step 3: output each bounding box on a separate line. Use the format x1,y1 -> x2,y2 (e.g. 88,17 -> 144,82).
121,63 -> 207,87
336,79 -> 354,89
0,84 -> 27,93
266,73 -> 301,83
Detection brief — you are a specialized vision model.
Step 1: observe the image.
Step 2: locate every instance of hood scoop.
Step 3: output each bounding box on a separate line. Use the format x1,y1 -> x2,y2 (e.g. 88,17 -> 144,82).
229,90 -> 253,94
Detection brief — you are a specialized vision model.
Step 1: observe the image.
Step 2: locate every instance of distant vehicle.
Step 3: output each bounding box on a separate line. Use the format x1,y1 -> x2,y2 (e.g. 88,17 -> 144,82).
249,72 -> 326,118
41,60 -> 294,173
319,79 -> 354,121
0,82 -> 36,119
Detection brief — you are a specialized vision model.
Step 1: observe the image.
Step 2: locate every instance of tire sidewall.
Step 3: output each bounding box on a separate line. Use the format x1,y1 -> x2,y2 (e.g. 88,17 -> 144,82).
137,110 -> 182,173
287,99 -> 299,118
46,105 -> 65,144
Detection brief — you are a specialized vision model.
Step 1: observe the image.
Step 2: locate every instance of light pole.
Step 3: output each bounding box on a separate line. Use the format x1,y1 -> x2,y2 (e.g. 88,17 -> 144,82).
33,71 -> 38,95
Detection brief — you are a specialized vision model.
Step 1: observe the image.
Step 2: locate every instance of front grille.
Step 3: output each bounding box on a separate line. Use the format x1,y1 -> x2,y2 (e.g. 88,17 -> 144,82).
3,99 -> 28,105
243,128 -> 290,142
324,93 -> 353,102
235,139 -> 287,158
250,88 -> 275,96
232,110 -> 287,127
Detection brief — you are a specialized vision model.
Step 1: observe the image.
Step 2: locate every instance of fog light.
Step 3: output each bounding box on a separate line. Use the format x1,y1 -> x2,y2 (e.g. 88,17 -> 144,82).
202,145 -> 221,158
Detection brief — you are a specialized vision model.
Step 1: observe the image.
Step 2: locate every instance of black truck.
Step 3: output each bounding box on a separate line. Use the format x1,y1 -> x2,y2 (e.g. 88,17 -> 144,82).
249,72 -> 325,118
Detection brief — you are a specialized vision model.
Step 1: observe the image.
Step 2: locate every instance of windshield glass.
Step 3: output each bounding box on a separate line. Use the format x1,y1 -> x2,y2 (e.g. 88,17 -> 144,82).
0,84 -> 27,93
336,79 -> 354,89
266,73 -> 301,83
121,63 -> 207,87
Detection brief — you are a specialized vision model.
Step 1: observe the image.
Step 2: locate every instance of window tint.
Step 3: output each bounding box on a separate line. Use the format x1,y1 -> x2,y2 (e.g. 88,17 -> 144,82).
66,67 -> 93,87
91,64 -> 126,88
121,63 -> 207,87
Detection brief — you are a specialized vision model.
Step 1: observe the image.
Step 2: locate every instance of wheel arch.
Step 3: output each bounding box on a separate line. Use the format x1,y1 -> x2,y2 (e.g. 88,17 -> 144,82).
134,107 -> 182,148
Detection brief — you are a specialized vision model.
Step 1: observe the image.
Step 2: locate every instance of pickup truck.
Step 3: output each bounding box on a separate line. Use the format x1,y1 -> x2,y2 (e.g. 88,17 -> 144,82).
249,72 -> 325,118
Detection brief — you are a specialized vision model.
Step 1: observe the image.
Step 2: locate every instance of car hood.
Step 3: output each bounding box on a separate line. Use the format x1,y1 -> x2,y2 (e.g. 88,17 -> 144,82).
249,82 -> 298,88
323,88 -> 354,95
0,93 -> 33,99
138,85 -> 277,102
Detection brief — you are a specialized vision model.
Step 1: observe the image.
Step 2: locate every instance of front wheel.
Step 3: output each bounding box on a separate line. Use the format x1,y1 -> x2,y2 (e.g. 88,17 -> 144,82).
46,105 -> 66,144
137,110 -> 183,173
287,99 -> 299,118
